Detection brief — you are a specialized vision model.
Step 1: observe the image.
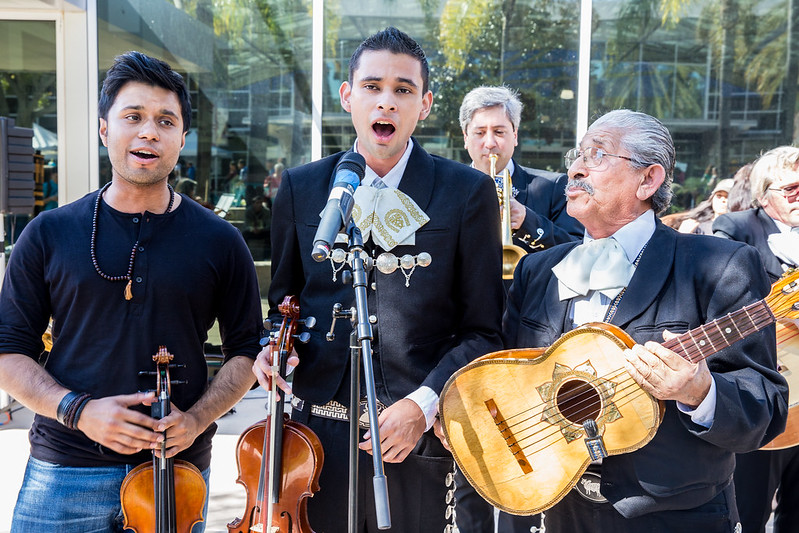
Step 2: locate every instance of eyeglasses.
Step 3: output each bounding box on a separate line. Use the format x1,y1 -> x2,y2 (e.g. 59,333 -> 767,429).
767,183 -> 799,200
564,147 -> 638,169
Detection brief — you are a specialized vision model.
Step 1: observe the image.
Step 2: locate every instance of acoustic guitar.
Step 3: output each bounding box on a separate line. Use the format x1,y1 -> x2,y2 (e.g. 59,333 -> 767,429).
439,269 -> 799,515
761,317 -> 799,450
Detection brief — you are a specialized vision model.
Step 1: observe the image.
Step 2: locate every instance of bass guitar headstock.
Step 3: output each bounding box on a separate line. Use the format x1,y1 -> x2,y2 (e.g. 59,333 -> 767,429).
767,269 -> 799,322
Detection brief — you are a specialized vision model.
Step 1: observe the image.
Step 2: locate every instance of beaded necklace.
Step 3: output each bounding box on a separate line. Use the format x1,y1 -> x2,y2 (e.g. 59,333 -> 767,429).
90,182 -> 175,301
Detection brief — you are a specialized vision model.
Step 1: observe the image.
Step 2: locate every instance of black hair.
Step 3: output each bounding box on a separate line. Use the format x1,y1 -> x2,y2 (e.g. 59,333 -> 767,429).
98,51 -> 191,132
348,27 -> 429,94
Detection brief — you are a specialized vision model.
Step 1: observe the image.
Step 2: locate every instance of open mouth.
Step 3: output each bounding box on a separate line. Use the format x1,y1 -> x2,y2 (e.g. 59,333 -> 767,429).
131,149 -> 158,160
372,121 -> 395,140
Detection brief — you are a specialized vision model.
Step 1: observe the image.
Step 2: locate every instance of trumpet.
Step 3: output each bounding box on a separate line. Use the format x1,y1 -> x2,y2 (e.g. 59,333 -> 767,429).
489,154 -> 527,279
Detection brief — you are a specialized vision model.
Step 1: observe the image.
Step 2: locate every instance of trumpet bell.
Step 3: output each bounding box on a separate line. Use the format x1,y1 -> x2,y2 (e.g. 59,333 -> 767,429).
503,244 -> 527,280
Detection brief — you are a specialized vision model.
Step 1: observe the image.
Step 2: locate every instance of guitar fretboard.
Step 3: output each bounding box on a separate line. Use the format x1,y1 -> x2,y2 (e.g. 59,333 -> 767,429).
663,300 -> 775,363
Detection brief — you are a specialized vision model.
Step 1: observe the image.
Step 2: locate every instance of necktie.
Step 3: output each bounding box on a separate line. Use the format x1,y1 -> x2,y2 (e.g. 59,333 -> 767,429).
767,227 -> 799,267
551,238 -> 636,301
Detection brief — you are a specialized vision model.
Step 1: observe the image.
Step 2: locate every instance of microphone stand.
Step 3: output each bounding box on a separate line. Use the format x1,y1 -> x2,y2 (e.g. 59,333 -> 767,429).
329,219 -> 391,531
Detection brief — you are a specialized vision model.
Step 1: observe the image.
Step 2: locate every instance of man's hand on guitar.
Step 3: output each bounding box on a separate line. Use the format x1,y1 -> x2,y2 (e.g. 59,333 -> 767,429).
623,332 -> 713,409
76,392 -> 163,455
252,345 -> 298,399
359,398 -> 426,463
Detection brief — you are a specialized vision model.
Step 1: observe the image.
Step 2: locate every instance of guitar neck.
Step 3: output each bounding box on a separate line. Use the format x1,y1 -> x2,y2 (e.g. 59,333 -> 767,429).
662,299 -> 775,363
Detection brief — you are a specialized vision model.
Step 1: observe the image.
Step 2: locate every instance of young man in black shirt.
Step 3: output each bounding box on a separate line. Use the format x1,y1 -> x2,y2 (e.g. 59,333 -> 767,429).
0,52 -> 262,532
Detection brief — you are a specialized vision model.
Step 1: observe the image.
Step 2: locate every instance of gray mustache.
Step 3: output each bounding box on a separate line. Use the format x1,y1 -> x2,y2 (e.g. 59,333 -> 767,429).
566,179 -> 594,196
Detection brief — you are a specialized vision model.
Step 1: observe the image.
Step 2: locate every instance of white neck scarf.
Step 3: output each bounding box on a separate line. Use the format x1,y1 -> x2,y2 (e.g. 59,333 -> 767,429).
552,237 -> 636,301
767,227 -> 799,267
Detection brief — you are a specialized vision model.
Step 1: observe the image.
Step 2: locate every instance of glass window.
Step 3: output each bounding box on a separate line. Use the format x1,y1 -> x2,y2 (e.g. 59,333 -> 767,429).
96,0 -> 313,261
0,19 -> 57,248
322,0 -> 581,173
590,0 -> 799,212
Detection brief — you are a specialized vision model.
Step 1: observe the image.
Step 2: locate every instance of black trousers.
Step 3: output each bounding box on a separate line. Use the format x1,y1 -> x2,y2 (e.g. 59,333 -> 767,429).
294,410 -> 454,533
544,482 -> 739,533
453,466 -> 541,533
734,447 -> 799,533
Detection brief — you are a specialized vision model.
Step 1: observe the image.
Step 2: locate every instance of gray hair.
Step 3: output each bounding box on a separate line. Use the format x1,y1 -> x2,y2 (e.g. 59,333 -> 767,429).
748,145 -> 799,206
589,109 -> 675,214
459,85 -> 523,133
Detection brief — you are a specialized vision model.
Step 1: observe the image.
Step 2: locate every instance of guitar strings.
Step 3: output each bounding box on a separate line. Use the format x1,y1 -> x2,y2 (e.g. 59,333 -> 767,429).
491,303 -> 777,460
457,278 -> 796,478
500,303 -> 772,431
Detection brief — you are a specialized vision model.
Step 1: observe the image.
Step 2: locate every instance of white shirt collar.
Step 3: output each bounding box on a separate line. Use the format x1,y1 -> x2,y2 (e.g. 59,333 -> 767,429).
352,138 -> 414,189
771,217 -> 797,234
585,210 -> 656,264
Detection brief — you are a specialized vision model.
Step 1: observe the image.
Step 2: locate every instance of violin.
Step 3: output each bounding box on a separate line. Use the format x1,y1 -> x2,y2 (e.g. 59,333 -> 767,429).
120,346 -> 207,533
228,296 -> 324,533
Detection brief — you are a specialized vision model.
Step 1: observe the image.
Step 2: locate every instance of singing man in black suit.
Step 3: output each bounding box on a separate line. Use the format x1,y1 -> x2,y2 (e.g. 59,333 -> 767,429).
503,109 -> 787,532
713,145 -> 799,533
253,27 -> 504,533
454,85 -> 582,533
460,85 -> 583,255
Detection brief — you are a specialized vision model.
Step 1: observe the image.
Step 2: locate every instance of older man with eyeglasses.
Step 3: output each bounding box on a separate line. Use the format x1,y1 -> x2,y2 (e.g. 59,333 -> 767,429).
714,146 -> 799,280
502,109 -> 787,532
713,145 -> 799,533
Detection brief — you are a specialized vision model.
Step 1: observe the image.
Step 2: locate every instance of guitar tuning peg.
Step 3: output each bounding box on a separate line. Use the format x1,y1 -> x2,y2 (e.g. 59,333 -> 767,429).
259,336 -> 270,347
294,331 -> 311,344
263,319 -> 273,330
302,316 -> 316,329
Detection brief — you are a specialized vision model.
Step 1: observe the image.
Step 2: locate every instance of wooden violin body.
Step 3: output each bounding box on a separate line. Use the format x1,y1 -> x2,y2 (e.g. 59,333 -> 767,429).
120,460 -> 206,533
120,345 -> 207,533
228,415 -> 324,533
229,295 -> 322,533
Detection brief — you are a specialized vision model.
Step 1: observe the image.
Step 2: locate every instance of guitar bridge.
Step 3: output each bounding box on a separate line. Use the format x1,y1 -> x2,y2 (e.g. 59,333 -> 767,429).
485,398 -> 533,474
583,419 -> 608,460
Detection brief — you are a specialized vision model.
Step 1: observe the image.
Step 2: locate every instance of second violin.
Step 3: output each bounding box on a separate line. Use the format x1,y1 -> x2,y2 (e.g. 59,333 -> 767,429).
229,296 -> 324,533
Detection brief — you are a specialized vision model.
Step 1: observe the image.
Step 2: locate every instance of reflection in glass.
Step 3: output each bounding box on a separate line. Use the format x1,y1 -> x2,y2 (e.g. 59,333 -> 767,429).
96,0 -> 313,261
590,0 -> 799,212
322,0 -> 581,174
0,19 -> 57,238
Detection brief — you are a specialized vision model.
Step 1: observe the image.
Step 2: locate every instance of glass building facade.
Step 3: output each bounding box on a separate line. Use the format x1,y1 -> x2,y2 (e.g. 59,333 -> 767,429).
2,0 -> 799,259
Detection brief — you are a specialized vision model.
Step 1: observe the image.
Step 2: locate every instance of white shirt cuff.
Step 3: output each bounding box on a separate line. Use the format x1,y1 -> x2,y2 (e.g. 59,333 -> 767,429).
405,386 -> 440,431
677,376 -> 717,429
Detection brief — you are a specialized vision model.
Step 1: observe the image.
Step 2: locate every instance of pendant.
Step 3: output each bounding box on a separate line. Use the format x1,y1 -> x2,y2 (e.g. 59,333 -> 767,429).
124,280 -> 133,301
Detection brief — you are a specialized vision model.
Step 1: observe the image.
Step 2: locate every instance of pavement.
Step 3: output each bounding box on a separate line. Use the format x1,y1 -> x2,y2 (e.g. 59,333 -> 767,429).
0,388 -> 269,533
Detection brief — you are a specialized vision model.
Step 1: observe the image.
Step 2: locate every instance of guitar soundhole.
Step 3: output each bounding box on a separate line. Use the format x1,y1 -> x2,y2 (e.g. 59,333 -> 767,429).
556,379 -> 601,425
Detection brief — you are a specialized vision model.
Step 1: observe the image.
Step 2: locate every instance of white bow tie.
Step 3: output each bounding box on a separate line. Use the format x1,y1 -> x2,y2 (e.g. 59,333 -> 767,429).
551,238 -> 636,301
767,228 -> 799,267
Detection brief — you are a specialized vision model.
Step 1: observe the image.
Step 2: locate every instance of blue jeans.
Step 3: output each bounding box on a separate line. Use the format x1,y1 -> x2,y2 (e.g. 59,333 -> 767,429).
11,456 -> 210,533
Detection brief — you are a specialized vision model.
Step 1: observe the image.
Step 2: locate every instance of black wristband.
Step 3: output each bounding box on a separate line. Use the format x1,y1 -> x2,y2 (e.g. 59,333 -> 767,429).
56,391 -> 80,426
70,395 -> 92,430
